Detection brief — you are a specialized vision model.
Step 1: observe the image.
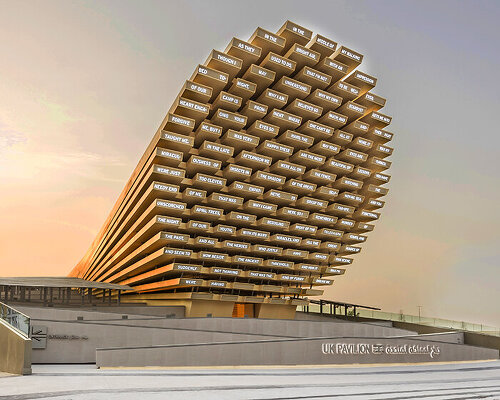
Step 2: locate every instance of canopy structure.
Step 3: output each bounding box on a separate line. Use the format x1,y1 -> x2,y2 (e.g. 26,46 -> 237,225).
304,298 -> 380,317
0,277 -> 132,291
0,277 -> 133,306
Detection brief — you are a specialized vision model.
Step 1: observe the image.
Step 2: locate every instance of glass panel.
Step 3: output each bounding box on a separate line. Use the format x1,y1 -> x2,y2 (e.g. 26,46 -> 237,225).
298,304 -> 499,336
0,302 -> 30,338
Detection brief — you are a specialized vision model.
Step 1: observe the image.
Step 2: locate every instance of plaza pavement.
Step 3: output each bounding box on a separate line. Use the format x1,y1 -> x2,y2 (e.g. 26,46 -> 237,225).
0,360 -> 499,399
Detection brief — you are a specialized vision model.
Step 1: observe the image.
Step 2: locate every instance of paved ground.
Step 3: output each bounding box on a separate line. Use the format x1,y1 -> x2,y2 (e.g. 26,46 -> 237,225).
0,361 -> 499,399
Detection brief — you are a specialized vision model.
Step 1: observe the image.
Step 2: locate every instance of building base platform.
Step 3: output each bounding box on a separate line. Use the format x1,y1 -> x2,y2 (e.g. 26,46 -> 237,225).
5,303 -> 498,367
120,292 -> 299,319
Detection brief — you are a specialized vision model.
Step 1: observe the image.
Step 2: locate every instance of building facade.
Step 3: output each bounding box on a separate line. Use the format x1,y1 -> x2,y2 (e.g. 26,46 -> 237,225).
70,21 -> 394,319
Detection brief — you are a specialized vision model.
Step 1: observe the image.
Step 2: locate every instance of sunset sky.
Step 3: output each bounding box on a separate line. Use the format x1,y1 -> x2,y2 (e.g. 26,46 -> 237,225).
0,0 -> 498,327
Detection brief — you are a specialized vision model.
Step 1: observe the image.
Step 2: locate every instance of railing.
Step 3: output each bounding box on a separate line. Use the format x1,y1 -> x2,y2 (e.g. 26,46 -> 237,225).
297,304 -> 500,337
357,309 -> 500,336
0,302 -> 30,338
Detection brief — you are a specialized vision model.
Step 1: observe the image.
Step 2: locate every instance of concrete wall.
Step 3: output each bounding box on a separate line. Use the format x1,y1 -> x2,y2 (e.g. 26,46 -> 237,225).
464,332 -> 500,353
18,305 -> 415,363
412,331 -> 464,344
96,335 -> 499,368
388,320 -> 500,353
15,305 -> 497,367
0,319 -> 31,375
255,304 -> 296,319
79,305 -> 185,318
20,308 -> 285,363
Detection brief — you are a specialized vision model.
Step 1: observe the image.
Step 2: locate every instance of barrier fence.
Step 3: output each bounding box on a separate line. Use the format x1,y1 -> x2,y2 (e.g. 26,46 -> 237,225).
297,303 -> 499,336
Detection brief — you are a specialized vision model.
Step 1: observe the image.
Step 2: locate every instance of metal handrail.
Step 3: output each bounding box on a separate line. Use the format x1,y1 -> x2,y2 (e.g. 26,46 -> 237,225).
0,301 -> 30,338
297,304 -> 500,337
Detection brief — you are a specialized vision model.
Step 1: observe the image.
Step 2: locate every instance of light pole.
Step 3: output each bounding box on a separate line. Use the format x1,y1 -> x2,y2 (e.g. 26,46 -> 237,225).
418,305 -> 422,321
